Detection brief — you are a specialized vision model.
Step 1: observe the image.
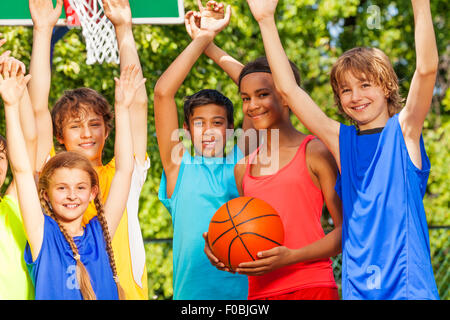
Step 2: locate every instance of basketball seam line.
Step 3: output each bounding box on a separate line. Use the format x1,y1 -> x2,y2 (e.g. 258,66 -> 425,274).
211,197 -> 255,223
225,201 -> 255,269
210,214 -> 280,247
238,232 -> 283,246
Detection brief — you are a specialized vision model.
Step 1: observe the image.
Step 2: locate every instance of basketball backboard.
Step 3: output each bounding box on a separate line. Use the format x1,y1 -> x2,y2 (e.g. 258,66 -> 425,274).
0,0 -> 185,26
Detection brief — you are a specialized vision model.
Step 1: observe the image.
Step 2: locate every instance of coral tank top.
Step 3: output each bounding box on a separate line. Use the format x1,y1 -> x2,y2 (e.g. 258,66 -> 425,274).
242,135 -> 337,299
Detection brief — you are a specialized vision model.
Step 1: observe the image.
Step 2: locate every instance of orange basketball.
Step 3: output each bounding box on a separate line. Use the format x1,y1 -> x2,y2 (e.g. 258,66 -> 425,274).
208,196 -> 284,270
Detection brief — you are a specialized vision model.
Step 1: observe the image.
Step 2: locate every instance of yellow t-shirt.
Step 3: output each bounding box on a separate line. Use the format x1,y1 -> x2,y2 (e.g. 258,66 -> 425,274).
0,195 -> 35,300
83,157 -> 149,300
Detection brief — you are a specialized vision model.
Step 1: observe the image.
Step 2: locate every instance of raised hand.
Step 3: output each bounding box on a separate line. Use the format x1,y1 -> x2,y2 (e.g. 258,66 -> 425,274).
29,0 -> 63,28
103,0 -> 133,27
184,11 -> 202,40
114,64 -> 146,109
246,0 -> 278,23
0,61 -> 31,107
0,51 -> 12,70
185,1 -> 231,39
0,55 -> 26,77
0,34 -> 13,71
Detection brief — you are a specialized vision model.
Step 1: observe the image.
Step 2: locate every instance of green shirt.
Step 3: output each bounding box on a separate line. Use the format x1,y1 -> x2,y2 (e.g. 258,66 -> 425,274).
0,194 -> 34,299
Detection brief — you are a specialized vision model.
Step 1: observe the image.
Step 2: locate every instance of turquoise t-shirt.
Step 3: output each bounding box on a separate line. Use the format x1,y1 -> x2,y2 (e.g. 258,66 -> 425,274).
0,195 -> 34,299
159,145 -> 248,300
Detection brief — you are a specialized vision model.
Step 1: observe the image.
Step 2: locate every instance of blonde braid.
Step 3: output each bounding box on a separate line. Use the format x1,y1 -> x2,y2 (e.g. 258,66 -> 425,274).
38,189 -> 97,300
94,196 -> 127,300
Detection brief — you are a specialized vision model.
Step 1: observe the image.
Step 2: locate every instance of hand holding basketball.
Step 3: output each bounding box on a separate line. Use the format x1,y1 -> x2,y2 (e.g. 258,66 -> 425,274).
208,197 -> 284,271
203,232 -> 233,272
235,245 -> 293,276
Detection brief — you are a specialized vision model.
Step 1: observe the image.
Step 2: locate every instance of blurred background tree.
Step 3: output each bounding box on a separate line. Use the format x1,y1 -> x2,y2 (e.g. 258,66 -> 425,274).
0,0 -> 448,299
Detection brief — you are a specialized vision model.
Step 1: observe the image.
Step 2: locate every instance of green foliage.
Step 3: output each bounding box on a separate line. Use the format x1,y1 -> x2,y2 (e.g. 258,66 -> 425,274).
0,0 -> 448,299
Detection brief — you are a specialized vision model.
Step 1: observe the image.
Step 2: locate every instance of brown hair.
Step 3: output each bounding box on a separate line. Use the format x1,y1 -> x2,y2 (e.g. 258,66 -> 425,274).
330,47 -> 404,123
38,151 -> 125,300
51,88 -> 113,142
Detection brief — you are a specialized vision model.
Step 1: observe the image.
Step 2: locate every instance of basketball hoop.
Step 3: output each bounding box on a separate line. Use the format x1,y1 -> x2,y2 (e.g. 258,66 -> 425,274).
64,0 -> 119,64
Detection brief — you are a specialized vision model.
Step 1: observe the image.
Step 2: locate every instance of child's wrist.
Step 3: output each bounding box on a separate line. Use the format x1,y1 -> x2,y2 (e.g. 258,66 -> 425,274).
113,22 -> 133,32
195,30 -> 216,42
115,103 -> 131,111
257,16 -> 276,26
4,101 -> 20,109
33,25 -> 54,33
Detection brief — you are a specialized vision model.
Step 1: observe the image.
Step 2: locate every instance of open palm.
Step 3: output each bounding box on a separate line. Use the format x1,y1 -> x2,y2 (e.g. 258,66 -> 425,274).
0,72 -> 30,106
29,0 -> 63,27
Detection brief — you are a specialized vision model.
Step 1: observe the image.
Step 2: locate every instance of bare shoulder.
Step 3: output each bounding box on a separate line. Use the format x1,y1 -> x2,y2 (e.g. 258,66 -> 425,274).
234,155 -> 249,196
234,155 -> 248,177
305,138 -> 338,172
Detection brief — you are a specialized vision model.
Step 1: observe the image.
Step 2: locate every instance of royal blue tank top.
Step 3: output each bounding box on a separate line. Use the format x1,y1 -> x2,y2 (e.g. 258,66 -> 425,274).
25,215 -> 119,300
336,114 -> 439,300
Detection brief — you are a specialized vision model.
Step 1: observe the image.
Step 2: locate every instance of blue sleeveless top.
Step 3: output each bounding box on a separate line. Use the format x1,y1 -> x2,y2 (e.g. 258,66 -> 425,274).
336,114 -> 439,300
25,215 -> 118,300
158,145 -> 248,300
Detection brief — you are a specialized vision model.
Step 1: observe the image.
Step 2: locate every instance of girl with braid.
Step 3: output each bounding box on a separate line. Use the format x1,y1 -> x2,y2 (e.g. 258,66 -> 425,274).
1,63 -> 145,299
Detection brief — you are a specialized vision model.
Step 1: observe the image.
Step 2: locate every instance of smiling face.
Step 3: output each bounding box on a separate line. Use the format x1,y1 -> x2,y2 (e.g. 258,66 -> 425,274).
45,167 -> 97,225
58,106 -> 109,167
239,72 -> 288,130
184,104 -> 232,158
337,72 -> 390,130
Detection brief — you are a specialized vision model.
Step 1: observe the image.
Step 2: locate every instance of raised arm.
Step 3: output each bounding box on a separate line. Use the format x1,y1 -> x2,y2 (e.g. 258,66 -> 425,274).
3,59 -> 38,200
1,66 -> 44,261
186,2 -> 256,155
186,1 -> 244,85
399,0 -> 438,155
246,0 -> 341,168
154,7 -> 231,197
103,0 -> 148,164
104,65 -> 145,237
28,0 -> 64,171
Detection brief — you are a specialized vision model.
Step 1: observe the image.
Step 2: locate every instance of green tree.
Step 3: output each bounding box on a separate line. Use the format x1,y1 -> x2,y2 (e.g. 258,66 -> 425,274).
0,0 -> 448,299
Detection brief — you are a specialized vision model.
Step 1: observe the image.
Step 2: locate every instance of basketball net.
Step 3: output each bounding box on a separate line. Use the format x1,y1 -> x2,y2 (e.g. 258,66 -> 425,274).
65,0 -> 119,64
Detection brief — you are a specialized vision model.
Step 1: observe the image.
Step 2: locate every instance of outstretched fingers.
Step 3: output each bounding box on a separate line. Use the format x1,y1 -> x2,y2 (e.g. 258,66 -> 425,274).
115,64 -> 147,108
